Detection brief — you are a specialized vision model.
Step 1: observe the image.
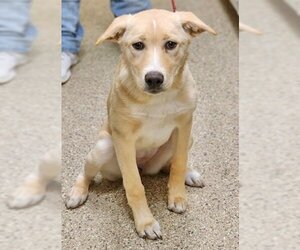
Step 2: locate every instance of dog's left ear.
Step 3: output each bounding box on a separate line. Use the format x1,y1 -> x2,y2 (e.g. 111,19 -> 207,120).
96,15 -> 131,45
177,11 -> 216,37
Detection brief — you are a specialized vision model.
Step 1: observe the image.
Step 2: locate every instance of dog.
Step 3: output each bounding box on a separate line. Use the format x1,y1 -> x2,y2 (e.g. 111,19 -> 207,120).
7,146 -> 61,209
66,9 -> 216,240
239,22 -> 262,34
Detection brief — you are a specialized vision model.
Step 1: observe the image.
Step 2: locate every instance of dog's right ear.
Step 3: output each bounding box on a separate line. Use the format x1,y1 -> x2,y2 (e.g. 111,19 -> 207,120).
177,11 -> 216,37
96,15 -> 131,45
239,23 -> 262,35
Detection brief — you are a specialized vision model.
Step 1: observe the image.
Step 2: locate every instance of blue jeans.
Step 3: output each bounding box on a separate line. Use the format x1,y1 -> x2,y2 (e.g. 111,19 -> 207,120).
0,1 -> 37,53
62,0 -> 83,54
62,0 -> 151,53
110,0 -> 151,17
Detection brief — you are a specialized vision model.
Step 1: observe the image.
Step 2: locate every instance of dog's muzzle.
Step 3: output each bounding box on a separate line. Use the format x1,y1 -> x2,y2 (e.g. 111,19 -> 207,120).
145,71 -> 164,94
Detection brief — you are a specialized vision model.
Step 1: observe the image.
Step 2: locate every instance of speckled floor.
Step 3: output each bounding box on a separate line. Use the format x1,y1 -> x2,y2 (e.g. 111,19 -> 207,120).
62,0 -> 238,249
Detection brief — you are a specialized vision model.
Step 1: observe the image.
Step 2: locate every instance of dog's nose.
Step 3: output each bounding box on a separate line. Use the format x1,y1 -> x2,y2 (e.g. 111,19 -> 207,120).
145,71 -> 164,89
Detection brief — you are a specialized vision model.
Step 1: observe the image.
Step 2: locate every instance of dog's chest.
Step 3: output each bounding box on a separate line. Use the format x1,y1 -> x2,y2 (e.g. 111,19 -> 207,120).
136,116 -> 176,150
132,98 -> 182,150
130,90 -> 195,157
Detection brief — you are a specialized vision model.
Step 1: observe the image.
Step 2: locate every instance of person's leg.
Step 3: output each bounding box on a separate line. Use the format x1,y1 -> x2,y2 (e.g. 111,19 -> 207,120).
0,1 -> 36,83
110,0 -> 151,17
0,1 -> 36,53
62,0 -> 83,54
61,0 -> 83,83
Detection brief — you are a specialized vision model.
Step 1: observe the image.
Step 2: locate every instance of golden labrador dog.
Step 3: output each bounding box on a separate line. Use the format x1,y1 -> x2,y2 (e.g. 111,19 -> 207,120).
66,9 -> 216,240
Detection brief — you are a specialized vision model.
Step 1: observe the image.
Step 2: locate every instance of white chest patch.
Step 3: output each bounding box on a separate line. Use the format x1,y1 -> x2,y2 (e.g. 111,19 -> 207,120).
132,91 -> 194,152
129,88 -> 196,165
136,117 -> 176,150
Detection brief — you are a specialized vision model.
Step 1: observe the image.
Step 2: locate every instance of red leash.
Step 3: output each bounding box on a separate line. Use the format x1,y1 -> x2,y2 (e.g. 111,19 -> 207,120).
171,0 -> 177,12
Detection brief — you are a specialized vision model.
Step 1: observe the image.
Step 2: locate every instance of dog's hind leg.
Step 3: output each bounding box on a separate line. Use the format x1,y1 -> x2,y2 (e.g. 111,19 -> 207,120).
162,165 -> 205,188
155,135 -> 205,188
66,131 -> 118,209
141,133 -> 176,175
184,168 -> 205,188
7,146 -> 61,209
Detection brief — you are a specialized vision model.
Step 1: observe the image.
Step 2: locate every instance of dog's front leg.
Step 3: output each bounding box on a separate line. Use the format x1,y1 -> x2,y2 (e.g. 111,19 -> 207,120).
113,134 -> 162,240
168,114 -> 193,214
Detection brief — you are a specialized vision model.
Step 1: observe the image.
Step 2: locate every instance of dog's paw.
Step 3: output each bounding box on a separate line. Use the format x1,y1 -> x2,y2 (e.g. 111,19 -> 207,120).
7,186 -> 46,209
65,186 -> 88,209
136,219 -> 162,240
168,196 -> 187,214
185,169 -> 205,188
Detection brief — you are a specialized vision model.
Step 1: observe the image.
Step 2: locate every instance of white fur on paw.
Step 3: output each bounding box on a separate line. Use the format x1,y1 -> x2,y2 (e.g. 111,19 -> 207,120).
185,170 -> 205,188
137,220 -> 162,240
7,187 -> 46,209
66,187 -> 88,209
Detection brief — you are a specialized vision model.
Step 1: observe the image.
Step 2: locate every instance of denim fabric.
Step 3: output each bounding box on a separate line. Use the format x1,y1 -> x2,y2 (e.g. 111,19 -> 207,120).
62,0 -> 83,53
0,1 -> 37,53
110,0 -> 151,17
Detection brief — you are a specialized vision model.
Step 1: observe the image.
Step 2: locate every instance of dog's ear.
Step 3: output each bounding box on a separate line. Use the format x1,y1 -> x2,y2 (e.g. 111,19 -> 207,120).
239,23 -> 262,35
177,11 -> 216,37
96,15 -> 131,45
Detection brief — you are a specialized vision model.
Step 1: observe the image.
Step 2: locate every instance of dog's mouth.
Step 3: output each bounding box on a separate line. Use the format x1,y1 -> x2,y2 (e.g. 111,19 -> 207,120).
145,87 -> 164,94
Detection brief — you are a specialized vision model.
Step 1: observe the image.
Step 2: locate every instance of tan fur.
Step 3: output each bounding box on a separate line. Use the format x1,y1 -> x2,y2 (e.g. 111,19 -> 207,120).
239,22 -> 262,34
67,9 -> 214,240
7,147 -> 61,209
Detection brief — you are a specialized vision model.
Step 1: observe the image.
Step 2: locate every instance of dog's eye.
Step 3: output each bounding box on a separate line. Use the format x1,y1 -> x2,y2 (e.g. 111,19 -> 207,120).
165,41 -> 177,50
132,42 -> 145,50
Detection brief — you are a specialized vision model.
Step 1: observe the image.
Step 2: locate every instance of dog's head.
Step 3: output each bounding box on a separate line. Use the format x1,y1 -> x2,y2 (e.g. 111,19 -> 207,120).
96,9 -> 216,94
